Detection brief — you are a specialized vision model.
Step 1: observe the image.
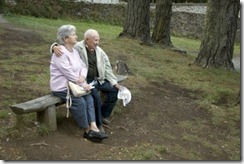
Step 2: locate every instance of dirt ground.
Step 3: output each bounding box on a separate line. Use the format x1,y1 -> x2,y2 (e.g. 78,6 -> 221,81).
1,83 -> 209,160
0,15 -> 239,161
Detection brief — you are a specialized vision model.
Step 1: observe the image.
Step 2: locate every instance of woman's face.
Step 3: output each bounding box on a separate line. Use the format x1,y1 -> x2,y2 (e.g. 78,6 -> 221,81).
86,33 -> 100,51
66,31 -> 78,45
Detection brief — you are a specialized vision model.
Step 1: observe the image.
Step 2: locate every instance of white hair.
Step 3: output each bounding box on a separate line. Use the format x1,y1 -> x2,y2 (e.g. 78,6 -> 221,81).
84,29 -> 99,40
57,24 -> 76,45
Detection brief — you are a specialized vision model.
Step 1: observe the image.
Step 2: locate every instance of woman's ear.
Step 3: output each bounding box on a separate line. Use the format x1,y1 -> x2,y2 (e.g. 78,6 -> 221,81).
63,37 -> 69,43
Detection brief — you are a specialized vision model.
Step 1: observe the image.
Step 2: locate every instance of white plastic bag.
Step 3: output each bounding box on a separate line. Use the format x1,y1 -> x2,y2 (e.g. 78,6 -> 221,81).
117,86 -> 132,106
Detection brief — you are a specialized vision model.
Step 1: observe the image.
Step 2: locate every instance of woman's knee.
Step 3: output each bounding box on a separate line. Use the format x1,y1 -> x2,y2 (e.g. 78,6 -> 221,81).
72,97 -> 86,106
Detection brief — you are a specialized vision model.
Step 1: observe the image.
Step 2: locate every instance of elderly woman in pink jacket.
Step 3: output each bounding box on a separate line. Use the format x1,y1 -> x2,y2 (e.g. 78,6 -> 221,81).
50,25 -> 108,142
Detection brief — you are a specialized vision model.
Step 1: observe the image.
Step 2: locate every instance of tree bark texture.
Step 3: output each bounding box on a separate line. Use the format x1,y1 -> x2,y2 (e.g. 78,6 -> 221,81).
151,0 -> 173,47
119,0 -> 151,44
195,0 -> 240,70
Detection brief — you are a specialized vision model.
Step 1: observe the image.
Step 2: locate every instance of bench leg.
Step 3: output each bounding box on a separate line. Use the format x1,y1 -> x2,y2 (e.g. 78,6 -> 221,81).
37,105 -> 57,131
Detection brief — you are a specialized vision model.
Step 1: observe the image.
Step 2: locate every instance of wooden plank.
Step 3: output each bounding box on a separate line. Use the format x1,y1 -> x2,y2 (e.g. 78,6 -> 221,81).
10,75 -> 126,115
116,75 -> 128,82
11,94 -> 63,115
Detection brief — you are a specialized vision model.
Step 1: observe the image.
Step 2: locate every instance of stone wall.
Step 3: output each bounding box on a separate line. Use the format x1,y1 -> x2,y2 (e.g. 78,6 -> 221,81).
170,3 -> 207,39
151,3 -> 240,42
171,12 -> 205,39
171,3 -> 240,43
5,1 -> 240,42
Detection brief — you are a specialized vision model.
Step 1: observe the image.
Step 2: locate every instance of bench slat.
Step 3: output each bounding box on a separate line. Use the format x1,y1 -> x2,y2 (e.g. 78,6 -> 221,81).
10,94 -> 63,115
116,75 -> 128,82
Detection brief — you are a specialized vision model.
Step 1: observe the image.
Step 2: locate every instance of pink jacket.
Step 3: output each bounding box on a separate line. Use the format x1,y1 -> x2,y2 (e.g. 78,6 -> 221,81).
50,45 -> 87,91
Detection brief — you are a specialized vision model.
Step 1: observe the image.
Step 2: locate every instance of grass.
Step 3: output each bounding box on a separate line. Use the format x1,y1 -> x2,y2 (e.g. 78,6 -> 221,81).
0,110 -> 9,119
172,36 -> 240,57
0,14 -> 240,160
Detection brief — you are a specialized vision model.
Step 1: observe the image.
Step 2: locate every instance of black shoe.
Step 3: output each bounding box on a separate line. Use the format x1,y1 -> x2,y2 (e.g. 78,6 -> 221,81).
98,126 -> 105,133
102,117 -> 110,125
83,130 -> 108,142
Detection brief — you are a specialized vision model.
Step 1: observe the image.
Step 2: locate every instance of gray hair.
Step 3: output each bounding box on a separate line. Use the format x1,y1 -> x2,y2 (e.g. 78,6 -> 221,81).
57,25 -> 76,45
84,29 -> 99,39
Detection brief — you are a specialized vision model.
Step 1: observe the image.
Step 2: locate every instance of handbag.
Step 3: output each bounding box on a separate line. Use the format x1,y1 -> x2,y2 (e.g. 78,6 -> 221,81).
65,81 -> 91,118
68,81 -> 91,97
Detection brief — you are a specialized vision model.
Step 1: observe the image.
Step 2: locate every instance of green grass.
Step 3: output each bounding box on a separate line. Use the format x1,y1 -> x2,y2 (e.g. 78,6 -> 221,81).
0,110 -> 9,119
0,14 -> 240,160
172,36 -> 240,57
5,15 -> 122,42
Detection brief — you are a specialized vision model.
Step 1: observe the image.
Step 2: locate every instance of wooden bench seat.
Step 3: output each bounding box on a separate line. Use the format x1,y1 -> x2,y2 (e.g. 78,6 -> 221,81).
10,75 -> 128,131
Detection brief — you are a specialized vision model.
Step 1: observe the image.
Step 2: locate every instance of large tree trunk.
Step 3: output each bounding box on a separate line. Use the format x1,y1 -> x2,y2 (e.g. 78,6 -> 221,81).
119,0 -> 151,44
151,0 -> 173,48
195,0 -> 240,70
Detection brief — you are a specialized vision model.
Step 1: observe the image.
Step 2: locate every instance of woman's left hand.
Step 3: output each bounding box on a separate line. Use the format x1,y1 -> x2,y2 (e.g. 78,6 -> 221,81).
82,83 -> 91,91
77,75 -> 86,84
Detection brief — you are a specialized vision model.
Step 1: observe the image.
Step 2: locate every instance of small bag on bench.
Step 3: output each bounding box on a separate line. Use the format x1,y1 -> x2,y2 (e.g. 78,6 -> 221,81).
66,81 -> 91,118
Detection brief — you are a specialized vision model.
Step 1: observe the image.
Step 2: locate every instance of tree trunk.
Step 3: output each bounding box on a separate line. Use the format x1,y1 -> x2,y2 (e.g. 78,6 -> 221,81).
195,0 -> 240,70
151,0 -> 173,48
119,0 -> 151,44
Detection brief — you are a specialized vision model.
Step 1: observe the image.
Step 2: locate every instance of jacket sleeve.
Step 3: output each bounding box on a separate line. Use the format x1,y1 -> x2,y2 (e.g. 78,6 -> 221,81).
49,42 -> 58,54
102,51 -> 118,86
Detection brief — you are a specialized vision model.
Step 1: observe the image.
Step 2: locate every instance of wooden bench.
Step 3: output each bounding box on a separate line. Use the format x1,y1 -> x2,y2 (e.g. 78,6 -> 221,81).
10,75 -> 128,131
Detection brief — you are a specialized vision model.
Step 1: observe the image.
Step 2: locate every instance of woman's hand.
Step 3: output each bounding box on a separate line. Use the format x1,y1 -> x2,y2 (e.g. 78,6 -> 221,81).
82,83 -> 91,91
77,75 -> 86,84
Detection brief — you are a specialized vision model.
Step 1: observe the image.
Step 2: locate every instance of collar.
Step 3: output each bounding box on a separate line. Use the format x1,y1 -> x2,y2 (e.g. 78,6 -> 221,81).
85,44 -> 95,53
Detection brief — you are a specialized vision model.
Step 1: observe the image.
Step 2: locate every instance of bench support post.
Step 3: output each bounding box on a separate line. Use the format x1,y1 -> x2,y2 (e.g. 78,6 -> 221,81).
37,105 -> 57,131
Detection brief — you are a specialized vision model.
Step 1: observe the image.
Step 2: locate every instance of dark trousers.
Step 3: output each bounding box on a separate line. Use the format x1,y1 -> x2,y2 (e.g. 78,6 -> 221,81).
88,79 -> 118,127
